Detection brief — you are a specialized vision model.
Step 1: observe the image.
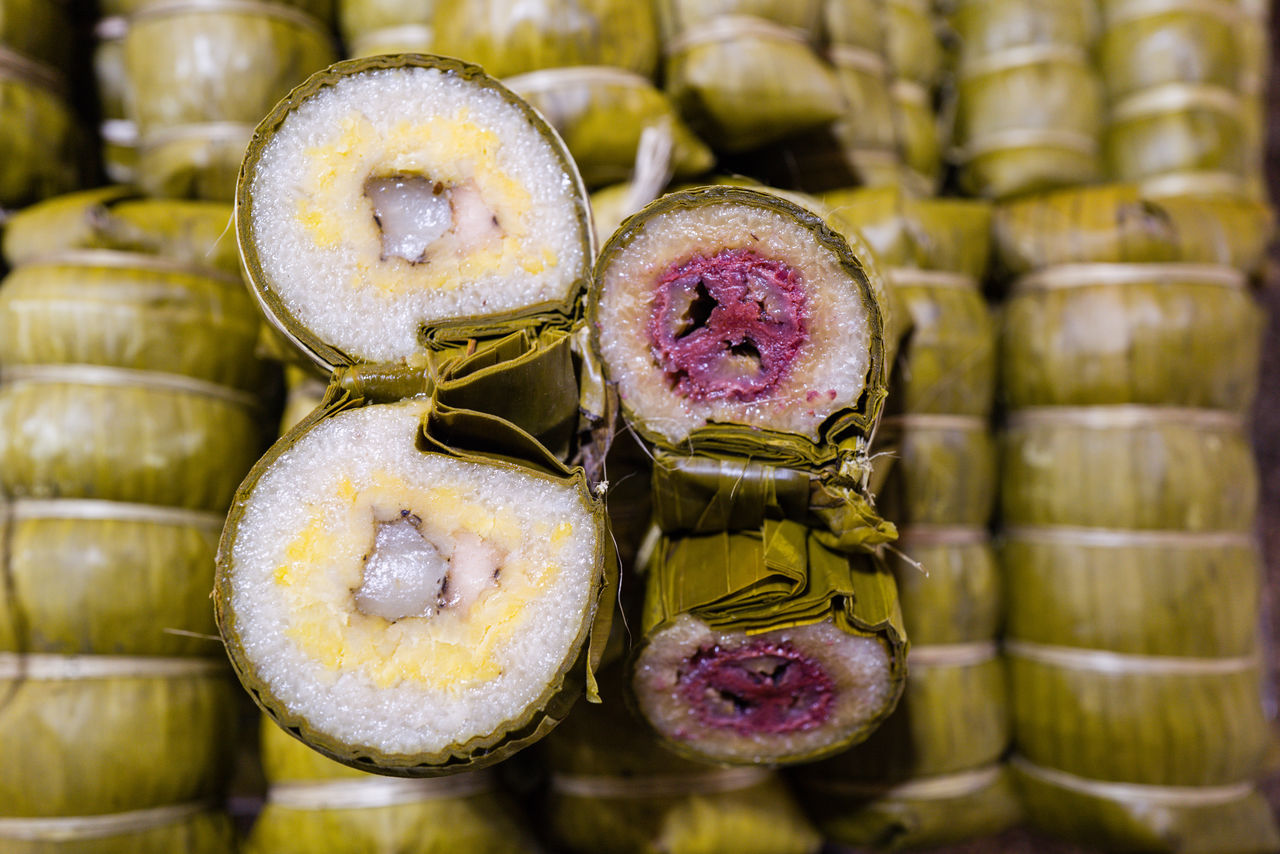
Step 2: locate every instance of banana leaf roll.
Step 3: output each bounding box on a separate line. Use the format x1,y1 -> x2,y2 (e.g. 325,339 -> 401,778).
1097,0 -> 1241,103
821,0 -> 885,53
1001,527 -> 1261,658
1010,757 -> 1280,854
1000,263 -> 1263,412
798,764 -> 1023,852
338,0 -> 437,57
124,0 -> 337,200
504,67 -> 714,188
946,0 -> 1098,61
0,806 -> 237,854
892,527 -> 1001,646
542,664 -> 822,854
956,131 -> 1101,201
94,16 -> 129,122
591,186 -> 888,463
1006,642 -> 1268,786
433,0 -> 659,78
0,367 -> 265,512
0,50 -> 82,208
890,80 -> 943,193
659,10 -> 846,152
820,187 -> 993,280
0,499 -> 224,657
630,522 -> 906,766
1104,84 -> 1246,185
1238,0 -> 1267,200
238,55 -> 593,366
875,416 -> 996,526
883,0 -> 942,87
991,183 -> 1274,277
0,654 -> 235,816
215,396 -> 614,775
0,190 -> 242,277
0,253 -> 268,390
249,716 -> 539,854
999,406 -> 1257,531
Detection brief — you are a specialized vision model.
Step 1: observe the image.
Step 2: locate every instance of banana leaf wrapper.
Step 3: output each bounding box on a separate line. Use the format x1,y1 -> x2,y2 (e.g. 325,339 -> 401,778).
215,394 -> 615,775
0,253 -> 268,390
94,17 -> 129,121
801,648 -> 1008,783
433,0 -> 659,78
954,47 -> 1103,149
1006,643 -> 1269,786
542,664 -> 822,854
590,182 -> 650,246
1001,527 -> 1261,659
956,130 -> 1101,200
0,0 -> 69,67
0,369 -> 266,512
891,80 -> 943,193
505,67 -> 715,189
875,416 -> 996,527
884,0 -> 942,87
1097,0 -> 1241,104
947,0 -> 1098,61
338,0 -> 435,52
236,57 -> 598,451
135,127 -> 251,202
891,528 -> 1000,646
0,189 -> 241,277
661,16 -> 846,153
820,186 -> 994,280
591,186 -> 888,465
1011,757 -> 1280,854
659,0 -> 823,31
279,364 -> 328,435
648,452 -> 896,552
123,2 -> 336,133
0,499 -> 223,657
822,0 -> 884,52
250,716 -> 539,854
1105,85 -> 1245,184
0,53 -> 82,208
1001,263 -> 1263,412
0,807 -> 237,854
630,523 -> 907,766
345,23 -> 437,56
799,764 -> 1023,852
999,406 -> 1257,531
0,655 -> 235,816
991,183 -> 1275,275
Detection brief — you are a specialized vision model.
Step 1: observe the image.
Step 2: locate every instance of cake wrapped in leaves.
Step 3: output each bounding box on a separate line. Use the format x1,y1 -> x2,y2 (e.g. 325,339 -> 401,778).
338,0 -> 437,57
1096,0 -> 1240,104
1104,84 -> 1245,187
0,806 -> 236,854
543,663 -> 822,854
248,716 -> 539,853
0,49 -> 82,208
215,395 -> 614,775
590,186 -> 887,465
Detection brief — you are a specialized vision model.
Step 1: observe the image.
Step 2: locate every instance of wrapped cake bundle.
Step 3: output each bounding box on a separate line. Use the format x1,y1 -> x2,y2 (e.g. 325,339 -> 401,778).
1098,0 -> 1247,194
590,186 -> 907,767
1237,0 -> 1267,200
219,55 -> 615,775
542,663 -> 822,854
121,0 -> 337,200
338,0 -> 436,56
994,184 -> 1280,851
0,47 -> 82,209
789,186 -> 1013,848
248,716 -> 540,853
947,0 -> 1103,198
431,0 -> 712,189
657,0 -> 845,152
94,16 -> 139,184
883,0 -> 947,192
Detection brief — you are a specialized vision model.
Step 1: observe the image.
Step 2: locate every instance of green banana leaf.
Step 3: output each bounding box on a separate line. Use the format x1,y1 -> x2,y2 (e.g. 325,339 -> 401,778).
1001,263 -> 1263,412
0,807 -> 237,854
875,416 -> 996,526
0,52 -> 82,208
1097,0 -> 1240,103
1105,85 -> 1245,184
0,655 -> 235,816
892,529 -> 1001,646
947,0 -> 1098,60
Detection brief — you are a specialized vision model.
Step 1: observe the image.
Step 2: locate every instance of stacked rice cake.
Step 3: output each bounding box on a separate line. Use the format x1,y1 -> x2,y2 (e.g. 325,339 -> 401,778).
993,184 -> 1280,852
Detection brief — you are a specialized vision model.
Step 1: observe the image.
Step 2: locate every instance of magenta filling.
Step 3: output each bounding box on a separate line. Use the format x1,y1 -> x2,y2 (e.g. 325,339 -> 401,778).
676,639 -> 834,736
647,248 -> 808,402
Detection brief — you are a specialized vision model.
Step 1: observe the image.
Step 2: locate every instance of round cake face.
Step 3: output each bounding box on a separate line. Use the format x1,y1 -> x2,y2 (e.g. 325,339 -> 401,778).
239,56 -> 593,367
592,188 -> 879,448
631,615 -> 895,765
217,400 -> 605,772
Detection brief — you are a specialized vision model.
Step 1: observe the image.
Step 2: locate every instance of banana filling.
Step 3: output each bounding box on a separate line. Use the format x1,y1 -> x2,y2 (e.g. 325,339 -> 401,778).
364,174 -> 504,265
